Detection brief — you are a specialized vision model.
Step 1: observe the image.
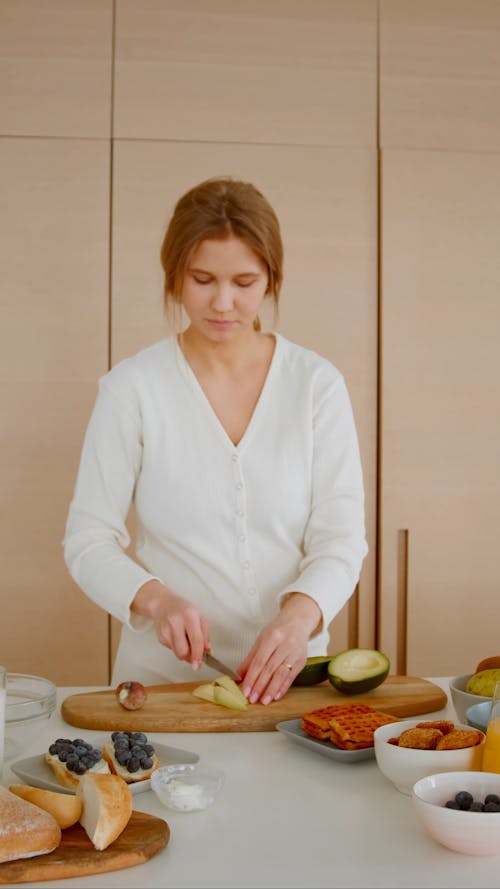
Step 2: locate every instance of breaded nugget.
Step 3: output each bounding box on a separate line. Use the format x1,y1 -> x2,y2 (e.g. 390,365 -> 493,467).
436,729 -> 483,750
397,727 -> 443,749
416,720 -> 455,735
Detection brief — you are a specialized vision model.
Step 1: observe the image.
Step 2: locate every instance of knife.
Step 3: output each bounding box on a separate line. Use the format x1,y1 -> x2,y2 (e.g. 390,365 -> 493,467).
203,651 -> 241,681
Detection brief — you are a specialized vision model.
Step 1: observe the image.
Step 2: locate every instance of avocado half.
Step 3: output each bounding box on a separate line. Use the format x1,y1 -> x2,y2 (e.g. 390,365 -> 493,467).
292,655 -> 331,687
327,648 -> 390,695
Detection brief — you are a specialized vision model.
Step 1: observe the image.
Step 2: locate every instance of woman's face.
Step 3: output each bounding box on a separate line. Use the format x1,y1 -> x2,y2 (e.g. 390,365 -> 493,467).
180,233 -> 269,341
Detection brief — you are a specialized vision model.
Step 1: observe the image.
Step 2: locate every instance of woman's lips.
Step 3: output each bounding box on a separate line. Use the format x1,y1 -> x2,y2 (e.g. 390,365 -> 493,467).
207,319 -> 236,329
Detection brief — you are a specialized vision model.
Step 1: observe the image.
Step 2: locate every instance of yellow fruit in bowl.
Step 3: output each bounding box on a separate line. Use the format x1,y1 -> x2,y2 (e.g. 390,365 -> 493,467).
466,669 -> 500,697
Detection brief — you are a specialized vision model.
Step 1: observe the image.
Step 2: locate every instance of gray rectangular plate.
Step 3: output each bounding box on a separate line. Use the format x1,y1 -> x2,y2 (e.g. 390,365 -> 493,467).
10,737 -> 199,795
276,718 -> 375,763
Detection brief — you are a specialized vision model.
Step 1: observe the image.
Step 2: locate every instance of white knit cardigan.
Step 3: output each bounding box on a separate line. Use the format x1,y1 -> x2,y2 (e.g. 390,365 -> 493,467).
64,333 -> 368,684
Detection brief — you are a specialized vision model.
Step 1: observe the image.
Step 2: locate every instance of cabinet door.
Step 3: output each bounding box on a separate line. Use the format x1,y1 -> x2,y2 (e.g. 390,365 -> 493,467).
110,140 -> 378,664
0,139 -> 110,684
379,149 -> 500,676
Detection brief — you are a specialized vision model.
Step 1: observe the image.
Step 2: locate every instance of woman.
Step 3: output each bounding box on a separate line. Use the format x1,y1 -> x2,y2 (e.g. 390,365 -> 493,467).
64,176 -> 368,705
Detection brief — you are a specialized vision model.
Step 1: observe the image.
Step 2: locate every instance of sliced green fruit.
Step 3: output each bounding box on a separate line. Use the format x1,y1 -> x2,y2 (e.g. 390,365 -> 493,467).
213,685 -> 248,711
327,648 -> 390,695
192,683 -> 217,703
213,675 -> 248,707
292,656 -> 332,687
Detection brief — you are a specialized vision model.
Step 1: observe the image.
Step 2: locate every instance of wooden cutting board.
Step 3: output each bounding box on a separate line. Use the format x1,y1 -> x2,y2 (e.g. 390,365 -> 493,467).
61,675 -> 447,733
0,811 -> 169,884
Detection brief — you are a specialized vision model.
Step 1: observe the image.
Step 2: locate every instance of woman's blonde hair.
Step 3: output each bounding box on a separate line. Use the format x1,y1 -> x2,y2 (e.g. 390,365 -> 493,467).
160,177 -> 283,329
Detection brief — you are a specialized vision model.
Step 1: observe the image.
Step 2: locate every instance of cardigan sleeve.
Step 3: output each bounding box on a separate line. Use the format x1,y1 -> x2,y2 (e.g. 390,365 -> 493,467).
277,372 -> 368,630
63,378 -> 159,630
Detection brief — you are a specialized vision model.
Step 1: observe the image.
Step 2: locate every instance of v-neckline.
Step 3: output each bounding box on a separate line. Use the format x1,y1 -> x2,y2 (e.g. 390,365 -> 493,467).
174,333 -> 281,452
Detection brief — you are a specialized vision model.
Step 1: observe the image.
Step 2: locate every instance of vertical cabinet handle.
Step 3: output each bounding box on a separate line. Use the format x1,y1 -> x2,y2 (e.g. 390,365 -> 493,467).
396,529 -> 409,675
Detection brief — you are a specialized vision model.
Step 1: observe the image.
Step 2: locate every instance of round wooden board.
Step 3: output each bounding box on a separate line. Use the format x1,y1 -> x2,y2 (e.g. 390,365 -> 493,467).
0,811 -> 169,884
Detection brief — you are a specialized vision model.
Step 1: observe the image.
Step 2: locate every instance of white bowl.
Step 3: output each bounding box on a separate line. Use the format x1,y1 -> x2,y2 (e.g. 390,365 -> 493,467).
413,771 -> 500,855
450,674 -> 491,724
151,763 -> 225,812
374,719 -> 485,796
4,673 -> 57,762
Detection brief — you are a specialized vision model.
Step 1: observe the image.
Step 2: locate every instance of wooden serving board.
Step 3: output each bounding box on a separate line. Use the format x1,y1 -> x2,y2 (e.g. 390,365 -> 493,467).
0,811 -> 169,884
61,675 -> 447,733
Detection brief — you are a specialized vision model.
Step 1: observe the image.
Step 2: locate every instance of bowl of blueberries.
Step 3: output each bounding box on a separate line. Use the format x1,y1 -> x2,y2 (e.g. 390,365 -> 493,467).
412,771 -> 500,855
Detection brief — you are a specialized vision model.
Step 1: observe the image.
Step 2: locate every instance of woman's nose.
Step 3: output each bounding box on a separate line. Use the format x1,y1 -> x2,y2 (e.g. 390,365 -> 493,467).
211,283 -> 235,311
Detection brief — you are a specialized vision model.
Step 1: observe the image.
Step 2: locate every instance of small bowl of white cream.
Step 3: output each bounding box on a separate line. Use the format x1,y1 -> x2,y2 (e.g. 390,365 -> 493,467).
150,762 -> 225,812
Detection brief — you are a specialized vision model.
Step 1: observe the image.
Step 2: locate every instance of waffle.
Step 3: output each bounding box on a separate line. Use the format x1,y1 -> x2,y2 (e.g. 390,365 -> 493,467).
301,704 -> 373,741
328,708 -> 399,750
301,703 -> 398,749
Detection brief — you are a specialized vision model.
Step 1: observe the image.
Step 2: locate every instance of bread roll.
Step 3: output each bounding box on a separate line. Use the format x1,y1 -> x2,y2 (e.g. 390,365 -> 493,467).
77,773 -> 132,851
8,784 -> 82,829
0,786 -> 61,863
45,751 -> 111,789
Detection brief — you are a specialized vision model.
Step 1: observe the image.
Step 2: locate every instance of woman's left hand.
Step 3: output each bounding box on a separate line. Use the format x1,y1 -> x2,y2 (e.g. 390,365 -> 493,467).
237,593 -> 322,705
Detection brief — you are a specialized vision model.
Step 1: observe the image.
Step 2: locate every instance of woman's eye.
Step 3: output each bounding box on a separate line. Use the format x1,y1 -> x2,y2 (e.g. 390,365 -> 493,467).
193,276 -> 211,285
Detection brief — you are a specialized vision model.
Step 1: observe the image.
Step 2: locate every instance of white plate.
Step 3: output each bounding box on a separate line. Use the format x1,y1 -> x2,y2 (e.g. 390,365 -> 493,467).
10,736 -> 200,795
276,718 -> 376,763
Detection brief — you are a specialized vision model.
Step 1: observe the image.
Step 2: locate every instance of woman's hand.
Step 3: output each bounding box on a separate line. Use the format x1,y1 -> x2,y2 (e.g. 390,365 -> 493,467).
237,593 -> 322,705
132,579 -> 210,669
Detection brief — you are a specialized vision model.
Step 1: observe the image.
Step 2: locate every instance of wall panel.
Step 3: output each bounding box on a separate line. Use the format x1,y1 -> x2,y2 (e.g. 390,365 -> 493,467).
380,0 -> 500,151
0,0 -> 113,138
0,138 -> 110,683
114,0 -> 377,146
379,149 -> 500,675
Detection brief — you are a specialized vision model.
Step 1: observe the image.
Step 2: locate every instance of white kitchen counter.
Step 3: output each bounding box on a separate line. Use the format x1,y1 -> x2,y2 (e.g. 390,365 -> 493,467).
1,678 -> 498,889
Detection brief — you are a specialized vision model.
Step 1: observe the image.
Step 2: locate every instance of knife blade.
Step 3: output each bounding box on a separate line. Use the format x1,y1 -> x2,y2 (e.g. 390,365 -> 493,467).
203,651 -> 241,681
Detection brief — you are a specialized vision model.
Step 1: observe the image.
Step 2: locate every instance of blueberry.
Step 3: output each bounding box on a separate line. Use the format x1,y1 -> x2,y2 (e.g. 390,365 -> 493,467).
127,757 -> 140,772
455,791 -> 473,810
140,756 -> 153,769
116,750 -> 131,766
445,799 -> 460,809
484,802 -> 500,812
470,801 -> 484,811
485,794 -> 500,806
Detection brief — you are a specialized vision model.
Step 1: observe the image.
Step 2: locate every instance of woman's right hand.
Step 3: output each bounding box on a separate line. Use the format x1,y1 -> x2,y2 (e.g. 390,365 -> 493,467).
132,579 -> 210,669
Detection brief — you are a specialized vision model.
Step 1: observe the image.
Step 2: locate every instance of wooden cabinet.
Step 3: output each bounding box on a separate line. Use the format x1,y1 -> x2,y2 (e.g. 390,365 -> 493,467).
378,0 -> 500,675
2,0 -> 499,684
